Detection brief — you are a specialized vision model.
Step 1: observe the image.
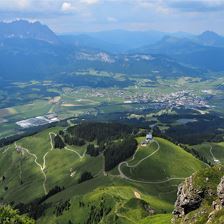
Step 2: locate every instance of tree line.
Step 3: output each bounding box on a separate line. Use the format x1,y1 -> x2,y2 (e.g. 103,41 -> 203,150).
66,122 -> 135,144
104,137 -> 138,171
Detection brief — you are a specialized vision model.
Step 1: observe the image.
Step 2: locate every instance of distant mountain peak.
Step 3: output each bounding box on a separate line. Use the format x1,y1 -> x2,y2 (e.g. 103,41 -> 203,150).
160,35 -> 180,43
197,30 -> 224,47
0,19 -> 60,44
199,30 -> 221,38
157,35 -> 192,46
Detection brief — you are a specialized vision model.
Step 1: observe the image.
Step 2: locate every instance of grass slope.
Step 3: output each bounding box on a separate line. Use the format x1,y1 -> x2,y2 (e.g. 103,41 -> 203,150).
0,128 -> 206,223
193,141 -> 224,164
117,137 -> 205,203
39,177 -> 173,224
121,137 -> 205,182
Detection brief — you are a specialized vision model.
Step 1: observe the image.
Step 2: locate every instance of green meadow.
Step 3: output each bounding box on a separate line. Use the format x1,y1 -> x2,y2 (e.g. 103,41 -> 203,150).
0,126 -> 207,223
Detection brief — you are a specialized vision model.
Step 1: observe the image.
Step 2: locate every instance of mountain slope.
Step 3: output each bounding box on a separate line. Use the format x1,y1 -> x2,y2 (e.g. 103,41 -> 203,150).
0,204 -> 35,224
173,165 -> 224,224
196,31 -> 224,47
0,20 -> 203,81
136,35 -> 205,55
87,30 -> 166,51
0,123 -> 206,223
135,33 -> 224,71
120,137 -> 205,183
59,34 -> 126,53
0,20 -> 60,44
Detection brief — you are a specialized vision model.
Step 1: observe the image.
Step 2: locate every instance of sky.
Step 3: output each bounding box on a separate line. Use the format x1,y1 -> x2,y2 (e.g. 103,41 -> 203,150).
0,0 -> 224,34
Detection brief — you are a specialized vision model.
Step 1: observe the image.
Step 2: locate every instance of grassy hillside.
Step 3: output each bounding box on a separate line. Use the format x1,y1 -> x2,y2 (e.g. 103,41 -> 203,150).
0,126 -> 206,223
0,204 -> 35,224
140,214 -> 172,224
39,181 -> 173,224
0,126 -> 104,203
193,141 -> 224,165
120,137 -> 204,182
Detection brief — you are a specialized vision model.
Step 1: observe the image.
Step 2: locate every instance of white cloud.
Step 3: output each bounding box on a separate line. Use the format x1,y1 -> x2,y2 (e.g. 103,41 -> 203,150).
61,2 -> 73,12
80,0 -> 99,5
17,0 -> 30,9
0,0 -> 31,10
60,0 -> 99,13
136,0 -> 171,14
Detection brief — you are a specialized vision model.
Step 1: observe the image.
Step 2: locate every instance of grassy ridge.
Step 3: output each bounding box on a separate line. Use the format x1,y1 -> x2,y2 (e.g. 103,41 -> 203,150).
39,180 -> 173,224
0,127 -> 206,223
140,214 -> 172,224
121,137 -> 205,182
193,141 -> 224,164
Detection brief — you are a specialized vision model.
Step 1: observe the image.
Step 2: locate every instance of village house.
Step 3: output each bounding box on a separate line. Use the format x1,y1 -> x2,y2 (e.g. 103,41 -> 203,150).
141,132 -> 153,146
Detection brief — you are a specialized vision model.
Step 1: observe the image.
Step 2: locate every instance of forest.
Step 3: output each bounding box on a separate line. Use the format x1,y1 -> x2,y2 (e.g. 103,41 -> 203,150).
65,122 -> 135,144
104,137 -> 138,171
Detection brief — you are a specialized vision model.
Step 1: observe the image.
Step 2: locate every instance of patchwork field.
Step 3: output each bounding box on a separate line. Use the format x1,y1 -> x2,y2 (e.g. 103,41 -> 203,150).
1,74 -> 224,140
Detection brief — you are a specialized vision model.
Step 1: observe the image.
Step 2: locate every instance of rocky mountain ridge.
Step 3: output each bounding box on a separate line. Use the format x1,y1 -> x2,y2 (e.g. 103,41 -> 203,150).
0,20 -> 60,44
173,165 -> 224,224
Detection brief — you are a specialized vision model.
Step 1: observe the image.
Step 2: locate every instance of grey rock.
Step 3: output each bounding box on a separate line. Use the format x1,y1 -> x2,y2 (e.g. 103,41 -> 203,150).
173,176 -> 204,217
217,176 -> 224,206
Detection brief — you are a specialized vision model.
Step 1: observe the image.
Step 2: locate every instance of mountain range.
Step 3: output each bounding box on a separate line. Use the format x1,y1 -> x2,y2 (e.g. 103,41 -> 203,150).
134,31 -> 224,71
0,20 -> 60,44
0,20 -> 224,82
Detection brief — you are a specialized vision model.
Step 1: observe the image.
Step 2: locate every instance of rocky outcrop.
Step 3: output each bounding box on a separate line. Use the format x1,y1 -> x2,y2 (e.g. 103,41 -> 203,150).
217,176 -> 224,206
173,166 -> 224,224
173,176 -> 204,217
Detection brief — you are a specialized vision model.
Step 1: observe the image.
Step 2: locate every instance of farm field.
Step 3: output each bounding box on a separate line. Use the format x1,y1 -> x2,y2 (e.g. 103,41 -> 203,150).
1,73 -> 224,139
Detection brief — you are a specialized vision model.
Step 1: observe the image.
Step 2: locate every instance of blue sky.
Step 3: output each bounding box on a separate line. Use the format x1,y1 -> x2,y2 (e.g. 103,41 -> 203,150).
0,0 -> 224,34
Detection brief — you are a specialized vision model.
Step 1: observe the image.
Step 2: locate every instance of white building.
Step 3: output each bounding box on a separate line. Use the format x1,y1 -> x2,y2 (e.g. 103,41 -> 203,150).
146,133 -> 153,141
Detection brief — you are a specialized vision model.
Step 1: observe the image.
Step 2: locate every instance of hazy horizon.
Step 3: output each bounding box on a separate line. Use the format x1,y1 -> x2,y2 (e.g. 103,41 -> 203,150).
0,0 -> 224,34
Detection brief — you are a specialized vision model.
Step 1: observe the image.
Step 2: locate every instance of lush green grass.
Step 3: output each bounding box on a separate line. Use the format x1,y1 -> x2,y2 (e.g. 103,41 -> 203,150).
13,100 -> 52,120
39,180 -> 173,224
0,127 -> 96,203
140,214 -> 172,224
121,137 -> 205,182
0,123 -> 18,138
17,128 -> 58,164
0,145 -> 44,202
1,74 -> 223,139
193,141 -> 224,164
0,128 -> 206,223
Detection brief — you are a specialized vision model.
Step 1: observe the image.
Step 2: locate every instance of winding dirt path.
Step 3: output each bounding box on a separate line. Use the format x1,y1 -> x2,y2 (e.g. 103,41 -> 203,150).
123,140 -> 159,168
116,213 -> 137,224
209,144 -> 220,164
15,143 -> 48,195
2,147 -> 10,154
51,127 -> 86,160
64,146 -> 86,159
49,132 -> 56,151
117,140 -> 185,184
14,131 -> 56,195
